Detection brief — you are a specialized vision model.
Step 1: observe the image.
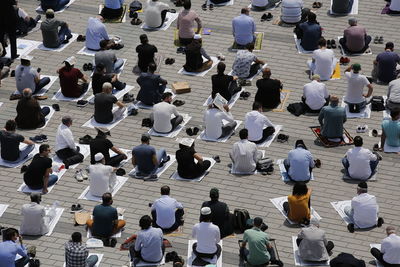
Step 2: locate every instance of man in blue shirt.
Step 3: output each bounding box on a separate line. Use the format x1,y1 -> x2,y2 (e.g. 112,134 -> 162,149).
232,8 -> 256,49
101,0 -> 124,19
375,42 -> 400,84
296,12 -> 321,51
136,63 -> 167,106
41,0 -> 70,12
86,16 -> 110,51
284,140 -> 315,182
318,95 -> 347,140
0,228 -> 29,267
131,133 -> 169,178
380,110 -> 400,151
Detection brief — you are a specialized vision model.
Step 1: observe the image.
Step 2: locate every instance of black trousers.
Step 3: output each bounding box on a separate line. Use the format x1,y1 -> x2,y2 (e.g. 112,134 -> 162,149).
253,127 -> 275,144
370,248 -> 398,267
0,29 -> 17,58
106,154 -> 125,167
56,147 -> 84,166
101,6 -> 124,19
247,63 -> 261,79
193,242 -> 222,259
151,208 -> 184,233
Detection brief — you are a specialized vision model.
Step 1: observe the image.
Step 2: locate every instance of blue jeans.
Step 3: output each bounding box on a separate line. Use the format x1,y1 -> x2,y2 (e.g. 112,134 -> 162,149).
58,24 -> 72,45
87,255 -> 98,267
3,144 -> 34,163
113,58 -> 124,73
48,174 -> 58,187
344,206 -> 354,220
342,157 -> 379,179
33,77 -> 50,94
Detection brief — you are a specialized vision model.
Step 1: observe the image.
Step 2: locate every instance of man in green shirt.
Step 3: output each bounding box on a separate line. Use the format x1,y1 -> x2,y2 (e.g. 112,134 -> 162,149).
240,217 -> 283,266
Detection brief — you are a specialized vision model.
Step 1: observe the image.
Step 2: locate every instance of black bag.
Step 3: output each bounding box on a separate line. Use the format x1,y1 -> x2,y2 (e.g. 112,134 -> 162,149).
371,96 -> 385,111
233,209 -> 250,233
348,103 -> 360,113
287,102 -> 306,116
141,118 -> 153,128
256,158 -> 274,172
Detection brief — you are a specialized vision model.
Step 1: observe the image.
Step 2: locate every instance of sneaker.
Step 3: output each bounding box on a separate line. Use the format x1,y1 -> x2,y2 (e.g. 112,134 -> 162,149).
314,159 -> 321,168
186,128 -> 193,136
327,40 -> 332,49
347,223 -> 355,233
79,169 -> 88,180
62,39 -> 69,44
213,155 -> 221,163
9,94 -> 21,100
377,217 -> 384,227
202,3 -> 207,10
40,135 -> 48,142
123,93 -> 135,103
144,174 -> 158,181
75,170 -> 84,182
30,135 -> 43,143
52,104 -> 60,111
217,53 -> 225,61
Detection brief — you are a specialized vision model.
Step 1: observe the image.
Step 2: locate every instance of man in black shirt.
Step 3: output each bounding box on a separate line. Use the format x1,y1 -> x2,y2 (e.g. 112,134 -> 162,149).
136,34 -> 158,73
211,62 -> 241,102
23,144 -> 58,194
0,0 -> 18,59
92,63 -> 125,95
255,68 -> 282,110
0,120 -> 35,162
201,188 -> 233,238
94,83 -> 126,124
90,130 -> 127,167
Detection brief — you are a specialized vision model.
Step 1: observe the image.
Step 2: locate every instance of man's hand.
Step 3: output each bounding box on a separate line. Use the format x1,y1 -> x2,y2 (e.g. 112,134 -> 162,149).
122,154 -> 128,160
18,235 -> 23,244
223,104 -> 229,112
42,188 -> 48,194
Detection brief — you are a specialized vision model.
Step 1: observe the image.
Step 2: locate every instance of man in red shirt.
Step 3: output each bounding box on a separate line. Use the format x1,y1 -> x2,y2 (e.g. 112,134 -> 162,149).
58,56 -> 89,98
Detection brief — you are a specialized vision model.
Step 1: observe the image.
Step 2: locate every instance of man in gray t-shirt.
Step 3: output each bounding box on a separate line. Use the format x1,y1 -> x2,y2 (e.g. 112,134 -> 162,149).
95,40 -> 124,74
94,82 -> 126,124
15,56 -> 50,95
40,9 -> 72,48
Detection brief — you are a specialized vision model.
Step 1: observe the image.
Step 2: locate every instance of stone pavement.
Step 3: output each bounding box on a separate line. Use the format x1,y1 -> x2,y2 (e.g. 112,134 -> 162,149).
0,0 -> 400,266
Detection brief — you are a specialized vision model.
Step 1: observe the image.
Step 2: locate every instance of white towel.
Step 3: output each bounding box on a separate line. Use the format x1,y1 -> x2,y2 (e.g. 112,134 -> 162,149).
63,254 -> 103,267
77,46 -> 97,56
341,99 -> 371,118
178,57 -> 219,77
370,244 -> 384,267
276,159 -> 314,182
87,215 -> 124,238
141,12 -> 178,31
38,106 -> 56,129
5,39 -> 41,59
330,200 -> 359,227
18,167 -> 66,193
230,150 -> 265,175
170,158 -> 216,182
198,120 -> 242,142
45,207 -> 64,236
228,63 -> 268,81
38,33 -> 79,52
52,88 -> 89,102
82,107 -> 128,130
13,75 -> 58,96
0,204 -> 9,217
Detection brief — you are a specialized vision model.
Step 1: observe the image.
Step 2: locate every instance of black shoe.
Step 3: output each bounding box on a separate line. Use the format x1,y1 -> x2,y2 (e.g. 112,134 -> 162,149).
347,223 -> 355,233
327,40 -> 332,49
261,13 -> 268,21
331,39 -> 337,49
83,63 -> 88,71
62,39 -> 69,44
202,3 -> 207,10
87,63 -> 93,71
35,15 -> 41,22
193,127 -> 199,135
52,103 -> 60,111
110,238 -> 117,247
266,12 -> 273,21
10,70 -> 15,77
186,128 -> 193,136
271,260 -> 284,267
37,68 -> 41,73
377,217 -> 384,227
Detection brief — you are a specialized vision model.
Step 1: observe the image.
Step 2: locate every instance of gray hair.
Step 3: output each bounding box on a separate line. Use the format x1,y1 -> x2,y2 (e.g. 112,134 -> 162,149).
61,116 -> 73,125
387,226 -> 396,234
102,82 -> 112,91
348,17 -> 357,26
22,88 -> 32,98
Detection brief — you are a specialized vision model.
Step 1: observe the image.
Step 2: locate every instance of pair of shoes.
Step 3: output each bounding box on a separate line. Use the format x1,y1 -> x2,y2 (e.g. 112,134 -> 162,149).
30,135 -> 48,143
261,13 -> 273,21
374,36 -> 384,44
112,43 -> 124,50
213,155 -> 221,163
217,53 -> 225,61
74,169 -> 86,182
71,204 -> 83,212
123,93 -> 135,102
238,79 -> 251,87
83,63 -> 93,71
327,39 -> 337,49
159,155 -> 171,168
79,134 -> 93,144
240,91 -> 251,100
9,94 -> 21,100
52,103 -> 60,111
77,100 -> 88,107
377,217 -> 384,227
130,18 -> 142,25
314,159 -> 322,168
186,127 -> 199,136
173,100 -> 185,106
201,3 -> 214,10
176,47 -> 186,54
165,58 -> 175,65
277,133 -> 289,143
373,143 -> 380,152
347,223 -> 355,233
77,35 -> 86,42
312,1 -> 322,7
340,57 -> 350,64
356,125 -> 368,133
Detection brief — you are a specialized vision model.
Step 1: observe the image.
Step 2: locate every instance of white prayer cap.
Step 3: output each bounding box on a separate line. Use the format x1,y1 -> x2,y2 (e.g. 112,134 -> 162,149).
21,55 -> 33,61
64,56 -> 77,66
201,207 -> 211,215
94,153 -> 104,162
193,34 -> 202,40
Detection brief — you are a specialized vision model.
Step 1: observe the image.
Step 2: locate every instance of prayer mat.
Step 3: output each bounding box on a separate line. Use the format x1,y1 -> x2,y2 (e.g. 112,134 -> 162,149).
256,125 -> 282,147
272,18 -> 296,27
0,144 -> 39,168
310,126 -> 354,147
82,107 -> 128,130
39,106 -> 56,129
18,167 -> 67,194
52,144 -> 89,169
164,226 -> 184,237
0,204 -> 8,217
187,240 -> 223,267
292,236 -> 330,266
231,32 -> 263,51
148,114 -> 191,138
98,5 -> 127,23
230,151 -> 264,175
207,0 -> 234,6
13,75 -> 58,97
331,63 -> 341,79
77,46 -> 97,56
38,33 -> 78,52
45,208 -> 64,236
294,34 -> 314,54
272,90 -> 291,112
53,88 -> 90,102
228,63 -> 268,81
87,215 -> 124,238
36,0 -> 77,13
178,56 -> 219,77
370,244 -> 384,267
5,39 -> 40,59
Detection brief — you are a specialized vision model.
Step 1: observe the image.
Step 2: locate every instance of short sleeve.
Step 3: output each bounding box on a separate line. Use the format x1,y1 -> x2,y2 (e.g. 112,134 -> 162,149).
243,230 -> 249,242
106,139 -> 114,149
76,69 -> 84,79
150,146 -> 156,156
46,158 -> 53,169
111,95 -> 118,104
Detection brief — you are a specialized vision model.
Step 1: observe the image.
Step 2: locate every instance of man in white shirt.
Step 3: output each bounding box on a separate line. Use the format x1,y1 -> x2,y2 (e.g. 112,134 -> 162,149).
386,77 -> 400,111
151,92 -> 183,133
144,0 -> 170,28
55,116 -> 84,169
192,207 -> 221,261
151,185 -> 184,233
344,182 -> 384,233
281,0 -> 304,24
342,136 -> 380,180
20,193 -> 50,236
307,38 -> 337,81
203,104 -> 237,140
302,74 -> 330,113
230,129 -> 262,174
88,153 -> 117,197
371,226 -> 400,266
344,63 -> 373,112
245,102 -> 275,143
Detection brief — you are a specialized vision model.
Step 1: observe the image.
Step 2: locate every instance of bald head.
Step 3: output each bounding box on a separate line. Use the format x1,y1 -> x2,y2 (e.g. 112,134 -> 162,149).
262,68 -> 271,78
102,82 -> 113,94
22,88 -> 32,98
387,226 -> 396,235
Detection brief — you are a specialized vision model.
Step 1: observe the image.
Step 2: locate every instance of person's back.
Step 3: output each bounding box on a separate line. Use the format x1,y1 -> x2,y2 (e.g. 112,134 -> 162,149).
382,234 -> 400,264
389,0 -> 400,11
288,191 -> 311,222
86,17 -> 108,51
287,147 -> 313,181
330,252 -> 366,267
59,66 -> 84,98
299,22 -> 321,51
144,0 -> 169,28
20,202 -> 48,235
0,130 -> 24,161
346,147 -> 376,179
15,64 -> 37,94
92,72 -> 112,95
298,226 -> 329,261
23,154 -> 52,189
382,119 -> 400,147
95,50 -> 116,74
152,195 -> 182,229
136,226 -> 163,262
313,48 -> 335,80
281,0 -> 303,24
176,146 -> 196,178
344,25 -> 366,52
352,193 -> 378,228
232,14 -> 255,46
192,221 -> 220,253
231,139 -> 258,173
211,73 -> 234,101
184,40 -> 203,72
90,136 -> 114,164
89,164 -> 114,197
153,102 -> 176,133
319,104 -> 346,138
92,204 -> 117,237
201,200 -> 229,236
303,80 -> 328,111
177,9 -> 199,39
232,50 -> 256,78
243,227 -> 270,265
41,17 -> 63,48
204,108 -> 231,139
136,43 -> 157,72
255,78 -> 281,109
376,50 -> 400,84
388,78 -> 400,105
244,110 -> 270,142
15,97 -> 45,129
132,144 -> 157,174
344,71 -> 369,104
94,92 -> 117,124
332,0 -> 352,13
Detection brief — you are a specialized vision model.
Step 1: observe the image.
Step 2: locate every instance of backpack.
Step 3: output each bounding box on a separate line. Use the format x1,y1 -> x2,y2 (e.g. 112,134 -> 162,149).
371,96 -> 385,111
256,158 -> 274,172
287,102 -> 306,116
233,209 -> 250,233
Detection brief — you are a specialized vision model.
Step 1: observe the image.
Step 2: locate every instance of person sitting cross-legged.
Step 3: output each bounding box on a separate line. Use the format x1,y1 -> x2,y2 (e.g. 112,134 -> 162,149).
240,217 -> 283,266
100,0 -> 124,20
344,182 -> 384,232
0,228 -> 29,267
58,56 -> 89,98
373,42 -> 400,84
380,110 -> 400,152
40,9 -> 72,48
232,8 -> 256,49
230,129 -> 262,174
176,138 -> 211,179
342,136 -> 380,180
318,95 -> 347,141
331,0 -> 353,14
254,68 -> 283,110
15,2 -> 41,36
151,185 -> 184,233
136,34 -> 158,73
211,62 -> 240,102
144,0 -> 170,29
232,43 -> 265,84
297,217 -> 334,262
295,12 -> 321,51
65,232 -> 98,267
132,133 -> 170,178
15,88 -> 50,130
130,215 -> 165,265
20,193 -> 50,236
94,82 -> 126,124
308,38 -> 337,81
0,119 -> 35,163
15,56 -> 50,96
370,226 -> 400,267
90,129 -> 128,167
89,153 -> 117,197
344,63 -> 373,113
151,92 -> 183,133
86,193 -> 126,243
283,183 -> 312,225
245,102 -> 275,144
95,40 -> 124,74
302,74 -> 329,113
339,18 -> 371,54
386,76 -> 400,112
183,34 -> 213,73
203,103 -> 237,140
136,63 -> 167,106
92,63 -> 125,95
284,140 -> 315,183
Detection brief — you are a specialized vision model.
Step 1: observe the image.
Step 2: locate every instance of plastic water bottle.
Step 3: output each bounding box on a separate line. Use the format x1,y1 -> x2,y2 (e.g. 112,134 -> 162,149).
48,201 -> 59,219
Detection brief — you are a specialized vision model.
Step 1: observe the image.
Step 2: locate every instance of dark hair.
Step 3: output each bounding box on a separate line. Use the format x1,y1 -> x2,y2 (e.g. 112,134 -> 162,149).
148,62 -> 157,73
246,42 -> 255,50
71,232 -> 82,242
39,144 -> 50,154
139,215 -> 152,230
200,213 -> 212,222
295,139 -> 307,150
385,42 -> 394,50
390,110 -> 400,119
307,12 -> 317,22
46,13 -> 54,19
3,228 -> 18,241
183,0 -> 191,9
241,8 -> 248,14
217,62 -> 226,74
30,193 -> 41,203
353,136 -> 363,147
102,192 -> 112,205
253,217 -> 263,227
5,120 -> 16,131
162,92 -> 173,100
64,62 -> 73,71
239,128 -> 248,140
292,182 -> 308,196
140,34 -> 148,44
99,39 -> 109,49
161,185 -> 170,195
96,63 -> 106,72
252,102 -> 262,111
61,116 -> 72,125
318,38 -> 327,47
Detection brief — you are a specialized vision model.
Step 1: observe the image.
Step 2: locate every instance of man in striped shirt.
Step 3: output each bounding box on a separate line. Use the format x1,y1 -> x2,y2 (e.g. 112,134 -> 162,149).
65,232 -> 98,267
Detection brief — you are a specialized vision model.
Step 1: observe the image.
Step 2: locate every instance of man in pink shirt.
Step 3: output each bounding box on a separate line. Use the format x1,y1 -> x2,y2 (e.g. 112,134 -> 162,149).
177,0 -> 202,46
339,18 -> 371,54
